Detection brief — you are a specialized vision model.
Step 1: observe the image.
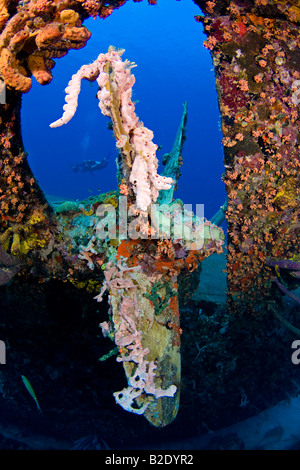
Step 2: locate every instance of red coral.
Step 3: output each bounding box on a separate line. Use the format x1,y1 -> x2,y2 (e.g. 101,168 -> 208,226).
219,72 -> 248,113
236,21 -> 247,37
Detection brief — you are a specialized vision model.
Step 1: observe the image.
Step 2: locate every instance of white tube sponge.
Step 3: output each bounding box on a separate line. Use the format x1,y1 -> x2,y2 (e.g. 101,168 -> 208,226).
49,47 -> 173,210
49,49 -> 129,128
50,62 -> 100,128
130,127 -> 173,210
130,153 -> 151,211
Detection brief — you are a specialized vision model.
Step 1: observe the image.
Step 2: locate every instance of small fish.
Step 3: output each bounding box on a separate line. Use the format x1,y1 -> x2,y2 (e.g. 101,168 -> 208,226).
21,375 -> 42,413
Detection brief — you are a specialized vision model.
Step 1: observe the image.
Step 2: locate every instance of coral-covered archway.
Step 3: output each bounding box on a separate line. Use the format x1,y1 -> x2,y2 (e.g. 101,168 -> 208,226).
1,0 -> 299,309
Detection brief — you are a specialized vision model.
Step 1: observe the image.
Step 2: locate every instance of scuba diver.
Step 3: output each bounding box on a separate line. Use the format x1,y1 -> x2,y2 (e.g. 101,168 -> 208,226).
72,157 -> 109,173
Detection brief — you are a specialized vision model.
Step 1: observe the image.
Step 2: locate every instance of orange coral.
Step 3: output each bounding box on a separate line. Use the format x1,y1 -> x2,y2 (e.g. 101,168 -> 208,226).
0,48 -> 32,92
0,3 -> 91,93
27,55 -> 53,85
0,0 -> 9,30
35,23 -> 63,49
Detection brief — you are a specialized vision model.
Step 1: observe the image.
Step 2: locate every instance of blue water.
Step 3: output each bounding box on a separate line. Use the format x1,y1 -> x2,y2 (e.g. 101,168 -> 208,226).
22,0 -> 226,220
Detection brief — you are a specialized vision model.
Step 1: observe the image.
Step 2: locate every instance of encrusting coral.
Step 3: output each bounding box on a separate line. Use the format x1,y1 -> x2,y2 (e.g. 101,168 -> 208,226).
195,0 -> 300,313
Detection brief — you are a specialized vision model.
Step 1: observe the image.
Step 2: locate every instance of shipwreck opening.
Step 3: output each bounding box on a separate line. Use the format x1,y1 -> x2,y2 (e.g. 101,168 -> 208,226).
0,0 -> 299,450
21,0 -> 226,221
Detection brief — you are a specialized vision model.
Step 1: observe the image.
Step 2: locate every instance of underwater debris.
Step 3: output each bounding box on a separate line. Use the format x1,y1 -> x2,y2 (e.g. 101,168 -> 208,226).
71,434 -> 110,450
266,257 -> 300,307
0,244 -> 23,285
157,100 -> 188,205
49,46 -> 224,425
